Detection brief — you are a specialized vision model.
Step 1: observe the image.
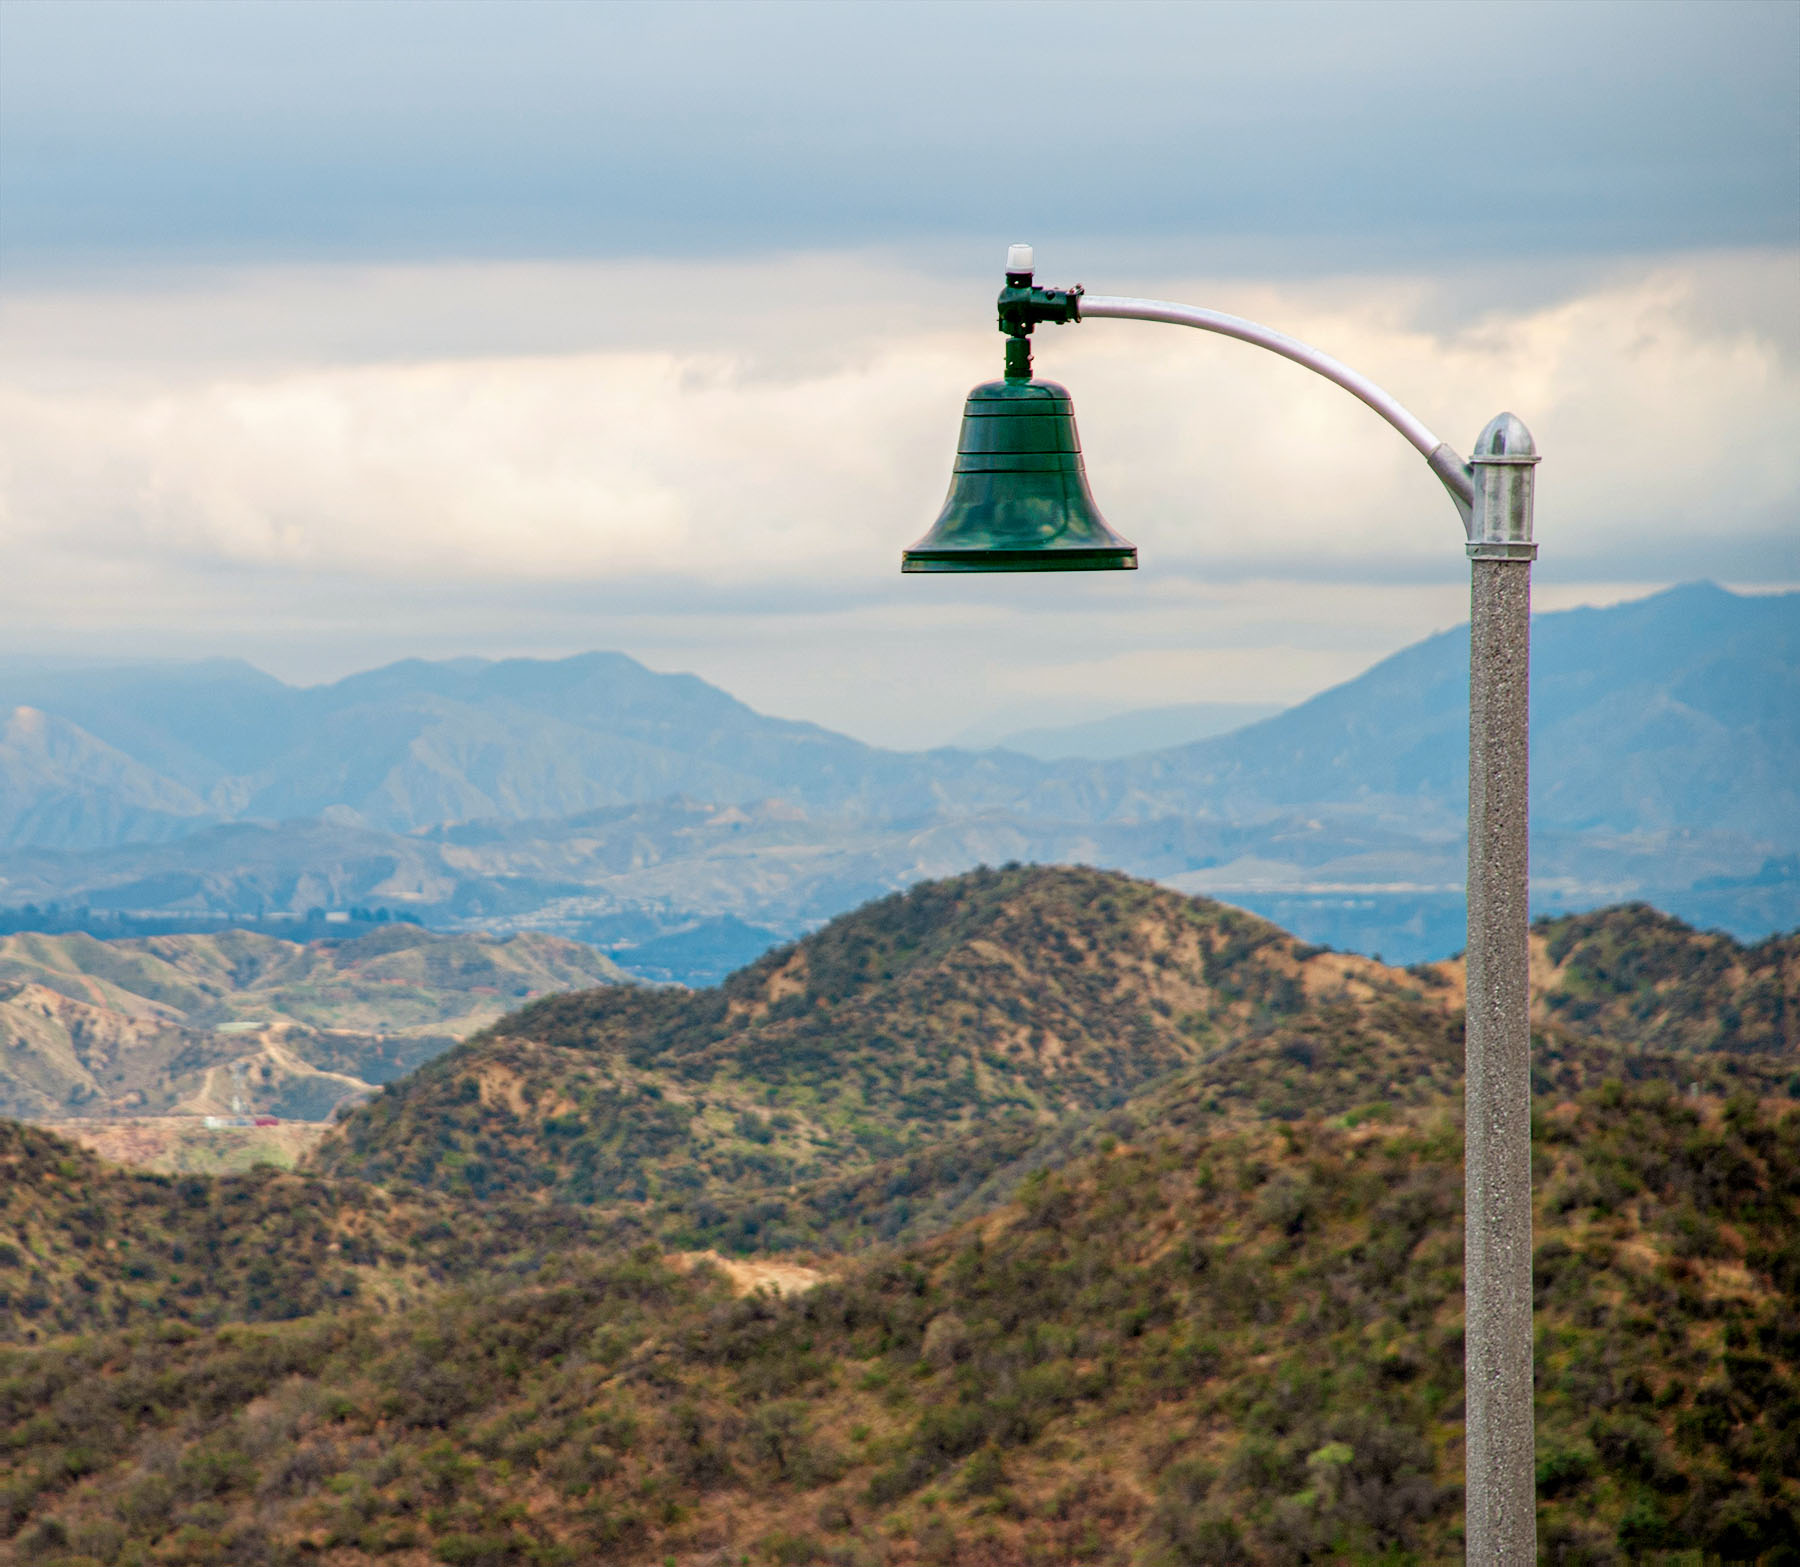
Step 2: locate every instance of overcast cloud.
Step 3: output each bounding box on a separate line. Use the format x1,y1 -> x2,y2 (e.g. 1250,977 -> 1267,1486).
4,0 -> 1794,268
0,0 -> 1793,747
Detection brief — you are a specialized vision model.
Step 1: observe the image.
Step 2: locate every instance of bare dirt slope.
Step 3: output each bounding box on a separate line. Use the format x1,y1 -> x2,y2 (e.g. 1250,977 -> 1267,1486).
35,1115 -> 330,1173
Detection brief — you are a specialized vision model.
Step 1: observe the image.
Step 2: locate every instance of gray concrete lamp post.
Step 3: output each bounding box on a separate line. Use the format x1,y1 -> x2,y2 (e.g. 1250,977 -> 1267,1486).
903,245 -> 1540,1563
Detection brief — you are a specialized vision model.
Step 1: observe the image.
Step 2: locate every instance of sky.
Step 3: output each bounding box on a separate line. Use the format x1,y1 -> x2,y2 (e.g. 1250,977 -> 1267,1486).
1,0 -> 1795,749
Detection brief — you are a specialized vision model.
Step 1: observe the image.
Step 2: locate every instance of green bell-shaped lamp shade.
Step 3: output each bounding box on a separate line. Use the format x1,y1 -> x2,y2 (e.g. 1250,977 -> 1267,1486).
902,377 -> 1136,573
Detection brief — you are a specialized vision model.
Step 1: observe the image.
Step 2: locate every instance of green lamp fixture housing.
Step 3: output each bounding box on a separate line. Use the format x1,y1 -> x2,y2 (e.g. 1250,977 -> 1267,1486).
902,246 -> 1136,574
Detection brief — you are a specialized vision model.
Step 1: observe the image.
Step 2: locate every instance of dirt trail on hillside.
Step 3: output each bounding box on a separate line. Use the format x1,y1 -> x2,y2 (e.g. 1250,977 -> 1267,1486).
671,1249 -> 829,1297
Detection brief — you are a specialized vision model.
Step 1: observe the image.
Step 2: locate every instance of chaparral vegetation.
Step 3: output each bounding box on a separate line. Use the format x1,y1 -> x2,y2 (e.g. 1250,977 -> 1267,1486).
3,867 -> 1796,1564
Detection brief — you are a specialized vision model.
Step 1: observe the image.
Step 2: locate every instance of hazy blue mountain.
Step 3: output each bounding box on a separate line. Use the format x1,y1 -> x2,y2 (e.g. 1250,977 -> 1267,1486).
0,583 -> 1792,970
1090,582 -> 1799,841
0,705 -> 213,850
968,699 -> 1285,760
0,651 -> 1065,845
0,657 -> 294,793
1,584 -> 1791,852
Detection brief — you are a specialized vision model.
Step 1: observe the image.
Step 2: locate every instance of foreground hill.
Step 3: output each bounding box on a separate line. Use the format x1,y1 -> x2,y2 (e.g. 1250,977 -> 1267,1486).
661,968 -> 1797,1262
0,1120 -> 630,1345
0,924 -> 630,1122
310,867 -> 1402,1203
6,1082 -> 1794,1564
310,867 -> 1799,1228
4,867 -> 1796,1562
1525,902 -> 1799,1055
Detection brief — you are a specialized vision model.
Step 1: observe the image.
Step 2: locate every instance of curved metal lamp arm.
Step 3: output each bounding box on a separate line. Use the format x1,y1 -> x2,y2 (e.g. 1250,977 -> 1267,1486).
1078,294 -> 1476,536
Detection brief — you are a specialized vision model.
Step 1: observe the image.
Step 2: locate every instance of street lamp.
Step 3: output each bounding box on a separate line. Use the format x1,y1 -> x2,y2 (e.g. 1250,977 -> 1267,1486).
904,244 -> 1540,1564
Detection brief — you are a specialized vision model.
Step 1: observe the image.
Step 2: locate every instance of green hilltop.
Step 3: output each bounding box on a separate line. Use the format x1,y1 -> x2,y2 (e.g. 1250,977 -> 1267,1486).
312,867 -> 1341,1207
310,867 -> 1798,1240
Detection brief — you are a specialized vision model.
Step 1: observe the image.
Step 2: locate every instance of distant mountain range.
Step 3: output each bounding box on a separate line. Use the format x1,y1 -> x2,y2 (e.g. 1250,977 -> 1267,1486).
0,650 -> 1058,846
0,581 -> 1792,970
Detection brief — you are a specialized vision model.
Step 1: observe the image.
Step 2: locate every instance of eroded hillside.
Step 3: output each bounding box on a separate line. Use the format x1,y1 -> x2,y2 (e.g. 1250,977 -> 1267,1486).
0,924 -> 631,1123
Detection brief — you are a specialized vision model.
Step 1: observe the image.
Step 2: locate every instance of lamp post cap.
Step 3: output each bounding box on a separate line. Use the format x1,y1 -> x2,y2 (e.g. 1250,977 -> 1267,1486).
1006,242 -> 1034,274
1472,412 -> 1538,463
